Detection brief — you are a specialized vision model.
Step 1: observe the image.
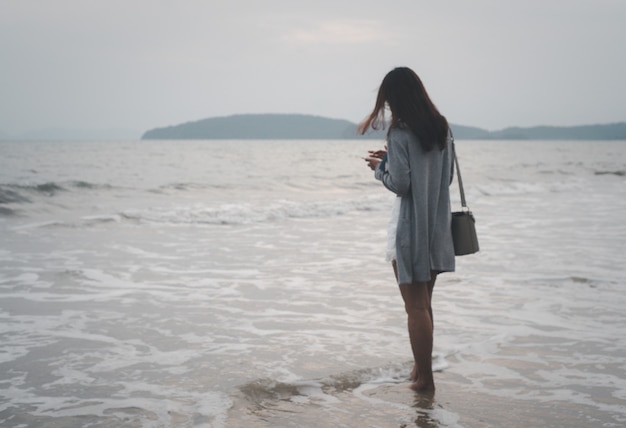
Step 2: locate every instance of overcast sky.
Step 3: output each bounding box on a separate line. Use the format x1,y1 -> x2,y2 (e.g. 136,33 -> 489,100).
1,0 -> 625,136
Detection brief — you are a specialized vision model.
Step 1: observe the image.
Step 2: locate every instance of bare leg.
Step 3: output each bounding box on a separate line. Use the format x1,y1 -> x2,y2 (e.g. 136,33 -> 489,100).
393,261 -> 419,381
427,273 -> 436,332
399,273 -> 437,392
394,263 -> 437,384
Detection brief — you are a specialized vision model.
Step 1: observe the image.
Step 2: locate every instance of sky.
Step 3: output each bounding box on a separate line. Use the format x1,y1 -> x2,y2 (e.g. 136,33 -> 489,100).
1,0 -> 625,138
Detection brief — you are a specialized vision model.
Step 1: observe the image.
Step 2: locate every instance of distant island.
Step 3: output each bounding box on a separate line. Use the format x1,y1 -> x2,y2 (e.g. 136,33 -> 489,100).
142,114 -> 626,140
143,114 -> 361,140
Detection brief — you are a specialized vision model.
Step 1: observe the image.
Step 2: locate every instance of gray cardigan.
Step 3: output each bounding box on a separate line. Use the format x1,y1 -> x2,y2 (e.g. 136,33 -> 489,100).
375,126 -> 455,283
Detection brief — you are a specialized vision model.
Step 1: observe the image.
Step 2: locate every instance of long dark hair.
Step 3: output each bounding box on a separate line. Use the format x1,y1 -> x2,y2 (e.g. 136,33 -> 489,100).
358,67 -> 449,151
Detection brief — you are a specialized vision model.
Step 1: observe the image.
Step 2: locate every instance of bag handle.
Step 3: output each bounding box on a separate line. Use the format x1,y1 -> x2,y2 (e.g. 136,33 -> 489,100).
451,134 -> 469,210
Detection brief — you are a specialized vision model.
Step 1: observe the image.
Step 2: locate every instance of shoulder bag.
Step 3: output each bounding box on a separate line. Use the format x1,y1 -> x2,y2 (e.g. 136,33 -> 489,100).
451,143 -> 480,256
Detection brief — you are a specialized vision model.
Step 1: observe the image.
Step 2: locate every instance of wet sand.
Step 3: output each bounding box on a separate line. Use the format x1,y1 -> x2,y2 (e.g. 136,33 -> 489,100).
227,368 -> 623,427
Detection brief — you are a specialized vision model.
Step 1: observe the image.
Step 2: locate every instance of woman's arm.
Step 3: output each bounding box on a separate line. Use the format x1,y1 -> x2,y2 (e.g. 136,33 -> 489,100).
375,130 -> 411,195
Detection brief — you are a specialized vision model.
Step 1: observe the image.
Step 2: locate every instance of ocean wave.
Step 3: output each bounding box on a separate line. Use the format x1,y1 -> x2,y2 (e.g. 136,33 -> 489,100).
10,215 -> 128,230
0,187 -> 32,204
0,206 -> 19,216
471,178 -> 582,197
0,182 -> 77,202
594,170 -> 626,176
1,180 -> 116,196
0,186 -> 31,216
5,196 -> 390,229
157,182 -> 236,192
0,181 -> 120,215
70,180 -> 114,190
0,187 -> 30,204
10,220 -> 75,230
7,182 -> 67,196
120,197 -> 389,226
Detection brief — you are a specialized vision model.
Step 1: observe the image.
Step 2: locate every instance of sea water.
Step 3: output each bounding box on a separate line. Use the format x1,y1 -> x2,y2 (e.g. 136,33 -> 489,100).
0,139 -> 625,427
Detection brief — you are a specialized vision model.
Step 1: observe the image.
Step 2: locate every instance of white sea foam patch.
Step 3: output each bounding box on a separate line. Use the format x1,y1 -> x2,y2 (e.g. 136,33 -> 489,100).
1,387 -> 233,428
0,305 -> 235,426
469,176 -> 586,198
9,215 -> 127,231
432,271 -> 626,423
0,312 -> 60,364
0,266 -> 171,303
0,272 -> 45,287
120,195 -> 389,226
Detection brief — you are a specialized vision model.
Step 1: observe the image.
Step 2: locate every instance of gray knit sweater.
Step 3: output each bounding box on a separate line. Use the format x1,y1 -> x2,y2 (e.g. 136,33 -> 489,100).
375,126 -> 455,283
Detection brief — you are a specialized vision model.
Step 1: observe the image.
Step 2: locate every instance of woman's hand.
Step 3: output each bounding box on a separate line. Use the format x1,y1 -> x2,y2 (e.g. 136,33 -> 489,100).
363,148 -> 387,171
368,149 -> 387,159
363,156 -> 382,170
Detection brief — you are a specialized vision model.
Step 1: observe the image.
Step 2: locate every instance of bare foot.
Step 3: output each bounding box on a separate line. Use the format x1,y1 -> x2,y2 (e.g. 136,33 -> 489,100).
409,377 -> 435,392
410,364 -> 418,382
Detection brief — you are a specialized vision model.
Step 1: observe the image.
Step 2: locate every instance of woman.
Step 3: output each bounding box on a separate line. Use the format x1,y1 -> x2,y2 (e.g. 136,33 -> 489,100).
359,67 -> 455,392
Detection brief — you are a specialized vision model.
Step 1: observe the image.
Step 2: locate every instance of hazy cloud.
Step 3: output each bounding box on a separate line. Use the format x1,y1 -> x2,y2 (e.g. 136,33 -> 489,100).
1,0 -> 625,137
285,19 -> 393,45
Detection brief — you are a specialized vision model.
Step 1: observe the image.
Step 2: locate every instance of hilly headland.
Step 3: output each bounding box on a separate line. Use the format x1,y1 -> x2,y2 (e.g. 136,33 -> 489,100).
142,113 -> 626,140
